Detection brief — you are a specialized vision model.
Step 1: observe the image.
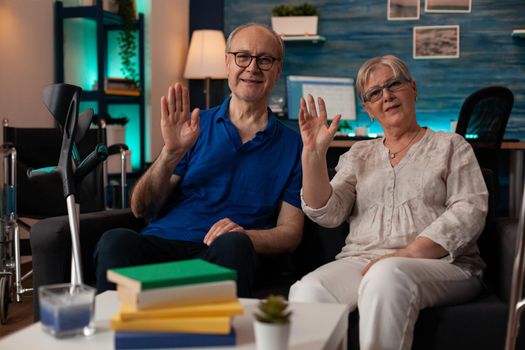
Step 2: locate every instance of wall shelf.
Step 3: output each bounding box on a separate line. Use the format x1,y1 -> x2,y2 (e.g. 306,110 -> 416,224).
54,0 -> 146,170
282,35 -> 326,43
511,29 -> 525,38
58,5 -> 124,25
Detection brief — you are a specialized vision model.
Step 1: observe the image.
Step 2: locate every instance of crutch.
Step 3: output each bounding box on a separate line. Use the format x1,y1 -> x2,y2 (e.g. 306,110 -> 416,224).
27,84 -> 108,285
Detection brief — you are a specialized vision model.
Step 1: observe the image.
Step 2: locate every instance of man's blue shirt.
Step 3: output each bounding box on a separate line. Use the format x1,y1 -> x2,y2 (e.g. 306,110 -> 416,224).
141,97 -> 303,242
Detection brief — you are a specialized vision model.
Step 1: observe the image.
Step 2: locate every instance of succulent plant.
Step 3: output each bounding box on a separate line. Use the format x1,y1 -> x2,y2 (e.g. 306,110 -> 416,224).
254,294 -> 292,324
272,3 -> 319,16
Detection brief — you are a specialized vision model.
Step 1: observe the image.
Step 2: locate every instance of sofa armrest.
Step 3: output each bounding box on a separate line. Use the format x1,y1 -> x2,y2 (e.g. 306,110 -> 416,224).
292,217 -> 348,277
495,217 -> 519,303
30,208 -> 144,320
30,208 -> 144,288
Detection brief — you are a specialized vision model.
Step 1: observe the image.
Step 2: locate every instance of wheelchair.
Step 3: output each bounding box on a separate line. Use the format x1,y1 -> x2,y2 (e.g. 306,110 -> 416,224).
0,83 -> 127,324
0,141 -> 32,324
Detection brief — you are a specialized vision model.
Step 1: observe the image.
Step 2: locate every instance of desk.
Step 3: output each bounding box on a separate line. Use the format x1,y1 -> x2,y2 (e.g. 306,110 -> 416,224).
0,291 -> 350,350
331,140 -> 525,217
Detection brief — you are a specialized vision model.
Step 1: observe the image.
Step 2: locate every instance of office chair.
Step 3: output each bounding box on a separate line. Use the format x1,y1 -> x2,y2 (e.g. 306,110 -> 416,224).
455,86 -> 514,149
455,86 -> 514,208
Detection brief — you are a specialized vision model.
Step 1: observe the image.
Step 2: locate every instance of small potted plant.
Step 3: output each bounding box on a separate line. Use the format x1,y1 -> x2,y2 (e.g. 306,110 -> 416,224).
271,3 -> 319,37
116,0 -> 139,84
253,294 -> 292,350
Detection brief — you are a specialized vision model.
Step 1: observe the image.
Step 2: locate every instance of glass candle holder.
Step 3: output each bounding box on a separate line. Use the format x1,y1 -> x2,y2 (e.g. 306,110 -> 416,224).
39,283 -> 96,338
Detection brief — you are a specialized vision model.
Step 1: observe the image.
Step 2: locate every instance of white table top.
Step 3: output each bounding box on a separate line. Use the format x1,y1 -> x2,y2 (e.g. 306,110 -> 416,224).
0,291 -> 350,350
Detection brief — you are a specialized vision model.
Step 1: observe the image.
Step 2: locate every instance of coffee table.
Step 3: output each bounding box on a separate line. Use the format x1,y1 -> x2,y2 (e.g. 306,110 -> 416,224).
0,291 -> 350,349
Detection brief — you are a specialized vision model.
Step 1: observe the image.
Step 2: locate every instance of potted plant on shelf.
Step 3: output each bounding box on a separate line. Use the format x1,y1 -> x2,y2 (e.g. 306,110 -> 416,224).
271,3 -> 319,37
253,295 -> 292,350
116,0 -> 139,84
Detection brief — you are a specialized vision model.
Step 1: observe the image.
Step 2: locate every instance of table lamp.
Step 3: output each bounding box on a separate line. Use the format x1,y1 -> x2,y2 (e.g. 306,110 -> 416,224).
183,30 -> 227,109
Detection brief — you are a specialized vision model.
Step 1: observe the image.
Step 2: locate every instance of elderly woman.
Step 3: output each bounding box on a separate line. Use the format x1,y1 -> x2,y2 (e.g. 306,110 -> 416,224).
288,55 -> 488,350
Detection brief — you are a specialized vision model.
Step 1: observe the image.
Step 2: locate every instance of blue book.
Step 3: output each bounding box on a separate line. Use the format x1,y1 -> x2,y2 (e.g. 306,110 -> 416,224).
115,329 -> 236,349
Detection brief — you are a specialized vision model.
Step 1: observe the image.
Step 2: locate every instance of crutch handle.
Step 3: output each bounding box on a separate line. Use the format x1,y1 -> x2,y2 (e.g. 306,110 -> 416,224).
27,166 -> 59,182
75,143 -> 108,179
108,143 -> 128,154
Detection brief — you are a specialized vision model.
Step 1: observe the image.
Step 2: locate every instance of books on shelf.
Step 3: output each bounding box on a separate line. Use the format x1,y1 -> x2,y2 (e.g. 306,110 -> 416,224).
93,77 -> 141,96
111,314 -> 232,334
105,89 -> 141,96
107,259 -> 237,293
115,329 -> 236,349
105,77 -> 139,90
117,280 -> 237,310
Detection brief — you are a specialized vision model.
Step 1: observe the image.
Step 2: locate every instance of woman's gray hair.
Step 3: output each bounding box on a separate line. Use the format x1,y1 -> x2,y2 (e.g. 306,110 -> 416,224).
356,55 -> 413,102
225,23 -> 285,60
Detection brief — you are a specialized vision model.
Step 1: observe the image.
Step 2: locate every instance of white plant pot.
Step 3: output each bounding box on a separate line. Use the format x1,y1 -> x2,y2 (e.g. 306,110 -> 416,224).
354,126 -> 368,136
271,16 -> 318,36
103,0 -> 119,13
254,320 -> 291,350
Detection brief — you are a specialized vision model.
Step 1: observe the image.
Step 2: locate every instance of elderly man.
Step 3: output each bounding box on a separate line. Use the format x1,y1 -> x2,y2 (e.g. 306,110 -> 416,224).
94,23 -> 304,297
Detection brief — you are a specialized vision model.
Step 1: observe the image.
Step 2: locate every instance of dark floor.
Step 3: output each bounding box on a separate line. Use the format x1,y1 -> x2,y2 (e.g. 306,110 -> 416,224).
0,261 -> 34,339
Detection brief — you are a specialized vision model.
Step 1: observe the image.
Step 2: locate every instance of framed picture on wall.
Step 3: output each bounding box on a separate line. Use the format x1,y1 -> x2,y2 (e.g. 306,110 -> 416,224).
413,25 -> 460,59
425,0 -> 471,13
388,0 -> 420,20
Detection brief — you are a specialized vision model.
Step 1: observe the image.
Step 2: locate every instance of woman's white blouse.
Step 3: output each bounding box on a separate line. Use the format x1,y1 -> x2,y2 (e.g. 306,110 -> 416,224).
302,128 -> 489,277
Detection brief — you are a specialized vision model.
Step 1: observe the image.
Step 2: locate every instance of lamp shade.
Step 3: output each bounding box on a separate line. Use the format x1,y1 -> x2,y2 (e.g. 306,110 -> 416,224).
183,30 -> 227,79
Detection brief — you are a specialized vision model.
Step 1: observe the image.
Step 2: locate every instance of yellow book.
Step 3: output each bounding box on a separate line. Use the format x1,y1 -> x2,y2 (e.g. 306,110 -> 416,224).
119,300 -> 244,321
110,314 -> 232,334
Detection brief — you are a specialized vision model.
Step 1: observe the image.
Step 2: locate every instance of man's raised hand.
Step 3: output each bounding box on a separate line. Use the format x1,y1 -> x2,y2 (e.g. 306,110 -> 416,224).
160,83 -> 200,154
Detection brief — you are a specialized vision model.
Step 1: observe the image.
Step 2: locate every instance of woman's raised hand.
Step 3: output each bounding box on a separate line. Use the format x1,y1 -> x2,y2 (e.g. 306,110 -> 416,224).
160,83 -> 200,154
298,95 -> 341,154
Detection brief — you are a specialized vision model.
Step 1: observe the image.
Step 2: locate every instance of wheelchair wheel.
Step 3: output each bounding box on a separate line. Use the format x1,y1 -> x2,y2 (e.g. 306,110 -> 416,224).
0,276 -> 8,324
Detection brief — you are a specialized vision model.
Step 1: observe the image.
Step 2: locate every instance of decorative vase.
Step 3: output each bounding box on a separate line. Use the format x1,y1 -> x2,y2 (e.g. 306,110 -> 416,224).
254,320 -> 291,350
271,16 -> 318,36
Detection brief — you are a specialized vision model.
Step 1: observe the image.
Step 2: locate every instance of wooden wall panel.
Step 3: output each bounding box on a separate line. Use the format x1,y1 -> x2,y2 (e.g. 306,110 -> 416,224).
224,0 -> 525,138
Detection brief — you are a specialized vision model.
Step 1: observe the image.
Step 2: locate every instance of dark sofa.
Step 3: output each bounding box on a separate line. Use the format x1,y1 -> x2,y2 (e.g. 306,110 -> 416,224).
30,170 -> 524,349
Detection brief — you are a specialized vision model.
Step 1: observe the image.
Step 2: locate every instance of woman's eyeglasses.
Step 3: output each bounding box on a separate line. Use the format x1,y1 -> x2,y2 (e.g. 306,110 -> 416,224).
362,77 -> 410,103
227,52 -> 279,71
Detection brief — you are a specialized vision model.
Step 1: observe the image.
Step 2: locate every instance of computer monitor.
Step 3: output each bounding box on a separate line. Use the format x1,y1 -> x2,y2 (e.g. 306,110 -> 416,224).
286,75 -> 357,121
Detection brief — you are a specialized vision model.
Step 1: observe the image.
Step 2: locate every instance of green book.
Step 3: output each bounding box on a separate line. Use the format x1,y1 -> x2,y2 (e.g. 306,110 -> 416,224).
107,259 -> 237,293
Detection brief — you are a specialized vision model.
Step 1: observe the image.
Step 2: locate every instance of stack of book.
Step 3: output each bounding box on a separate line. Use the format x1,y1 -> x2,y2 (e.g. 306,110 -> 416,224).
93,77 -> 141,96
107,259 -> 242,349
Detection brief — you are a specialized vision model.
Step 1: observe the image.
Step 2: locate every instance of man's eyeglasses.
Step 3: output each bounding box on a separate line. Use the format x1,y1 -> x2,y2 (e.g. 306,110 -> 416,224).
362,77 -> 410,103
227,52 -> 279,71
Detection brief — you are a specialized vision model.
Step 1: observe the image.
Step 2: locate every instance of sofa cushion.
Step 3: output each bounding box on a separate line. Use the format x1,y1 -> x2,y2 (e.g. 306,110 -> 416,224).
347,293 -> 512,350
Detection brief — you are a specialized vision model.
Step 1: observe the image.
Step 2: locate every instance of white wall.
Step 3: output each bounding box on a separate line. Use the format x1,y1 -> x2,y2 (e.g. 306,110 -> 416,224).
0,0 -> 190,164
148,0 -> 189,161
0,0 -> 55,134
